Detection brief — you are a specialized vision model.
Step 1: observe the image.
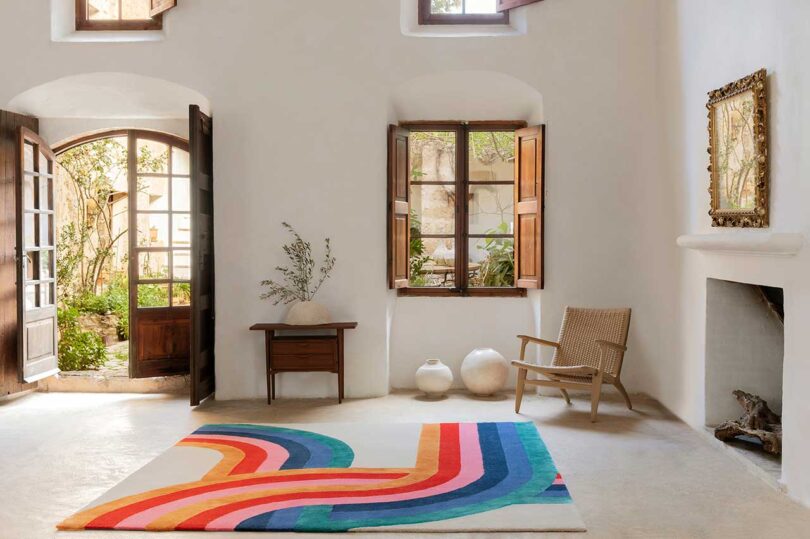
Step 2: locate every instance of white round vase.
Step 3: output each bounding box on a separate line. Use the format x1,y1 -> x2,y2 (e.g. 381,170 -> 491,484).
415,359 -> 453,399
284,301 -> 331,325
461,348 -> 509,396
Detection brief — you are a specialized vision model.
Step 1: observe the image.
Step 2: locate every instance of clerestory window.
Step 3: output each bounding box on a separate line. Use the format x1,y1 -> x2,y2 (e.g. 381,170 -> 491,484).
75,0 -> 176,31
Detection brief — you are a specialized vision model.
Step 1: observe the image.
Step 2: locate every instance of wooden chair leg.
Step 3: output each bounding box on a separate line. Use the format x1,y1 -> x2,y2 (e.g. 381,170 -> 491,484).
515,368 -> 528,413
590,372 -> 604,422
559,388 -> 571,405
614,380 -> 633,410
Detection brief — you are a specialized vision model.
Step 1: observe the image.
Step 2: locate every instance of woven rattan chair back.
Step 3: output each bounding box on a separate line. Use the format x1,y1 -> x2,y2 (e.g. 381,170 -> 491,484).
552,307 -> 632,377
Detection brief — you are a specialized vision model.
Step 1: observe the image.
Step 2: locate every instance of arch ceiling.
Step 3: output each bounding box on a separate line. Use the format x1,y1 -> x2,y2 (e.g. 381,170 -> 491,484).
7,72 -> 210,119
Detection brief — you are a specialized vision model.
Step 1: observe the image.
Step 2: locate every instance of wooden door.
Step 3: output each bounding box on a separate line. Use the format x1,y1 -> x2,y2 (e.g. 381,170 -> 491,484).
189,105 -> 215,405
0,112 -> 39,395
387,125 -> 410,289
129,133 -> 192,378
16,128 -> 59,383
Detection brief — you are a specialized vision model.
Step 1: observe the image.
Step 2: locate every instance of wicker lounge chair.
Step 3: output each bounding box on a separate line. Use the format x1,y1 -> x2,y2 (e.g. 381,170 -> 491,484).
512,307 -> 632,422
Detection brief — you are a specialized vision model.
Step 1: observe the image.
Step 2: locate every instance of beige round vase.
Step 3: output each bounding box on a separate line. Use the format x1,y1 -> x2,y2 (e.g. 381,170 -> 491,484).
284,301 -> 331,325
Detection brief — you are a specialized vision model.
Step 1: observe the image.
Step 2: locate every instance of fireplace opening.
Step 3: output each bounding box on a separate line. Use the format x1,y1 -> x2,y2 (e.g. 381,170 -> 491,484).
705,278 -> 784,481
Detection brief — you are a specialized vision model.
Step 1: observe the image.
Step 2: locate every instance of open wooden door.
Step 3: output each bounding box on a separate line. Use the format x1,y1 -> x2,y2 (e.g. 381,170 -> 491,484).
189,105 -> 215,405
129,133 -> 192,379
16,128 -> 59,383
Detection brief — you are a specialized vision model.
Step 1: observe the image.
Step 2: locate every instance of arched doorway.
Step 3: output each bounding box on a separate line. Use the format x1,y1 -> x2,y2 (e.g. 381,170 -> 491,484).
53,130 -> 192,383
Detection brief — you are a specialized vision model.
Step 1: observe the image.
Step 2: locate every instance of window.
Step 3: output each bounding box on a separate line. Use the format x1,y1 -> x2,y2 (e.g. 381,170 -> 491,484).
388,122 -> 545,297
75,0 -> 176,31
418,0 -> 509,25
417,0 -> 546,26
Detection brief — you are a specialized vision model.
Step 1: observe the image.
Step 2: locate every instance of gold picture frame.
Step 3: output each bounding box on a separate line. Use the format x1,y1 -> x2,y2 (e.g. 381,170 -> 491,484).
707,69 -> 769,227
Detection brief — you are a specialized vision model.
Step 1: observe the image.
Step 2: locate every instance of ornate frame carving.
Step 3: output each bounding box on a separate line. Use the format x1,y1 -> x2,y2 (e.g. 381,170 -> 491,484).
707,69 -> 769,228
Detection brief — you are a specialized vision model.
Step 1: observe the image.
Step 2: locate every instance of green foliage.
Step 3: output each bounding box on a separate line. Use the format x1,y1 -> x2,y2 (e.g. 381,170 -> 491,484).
430,0 -> 459,13
409,210 -> 432,286
261,223 -> 337,305
136,283 -> 169,309
476,223 -> 515,288
57,307 -> 107,372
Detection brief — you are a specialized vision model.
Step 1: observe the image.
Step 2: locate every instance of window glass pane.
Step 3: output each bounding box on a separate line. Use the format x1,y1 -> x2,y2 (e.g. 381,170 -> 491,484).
410,185 -> 455,235
172,147 -> 190,175
137,139 -> 169,174
138,284 -> 169,308
173,250 -> 191,280
469,130 -> 515,182
468,184 -> 514,235
469,237 -> 515,288
24,143 -> 34,172
138,251 -> 170,280
410,131 -> 456,183
24,175 -> 34,209
122,0 -> 150,19
24,214 -> 36,248
137,177 -> 169,211
39,152 -> 51,175
41,250 -> 53,280
172,214 -> 191,247
136,213 -> 169,248
465,0 -> 499,14
25,285 -> 38,310
39,177 -> 51,210
88,0 -> 118,20
172,283 -> 191,307
431,0 -> 462,13
26,252 -> 38,281
411,239 -> 456,288
40,214 -> 53,247
172,177 -> 191,212
41,283 -> 53,307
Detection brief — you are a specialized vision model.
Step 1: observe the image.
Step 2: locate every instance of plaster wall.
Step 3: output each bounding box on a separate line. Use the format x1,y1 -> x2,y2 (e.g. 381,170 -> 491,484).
658,0 -> 810,506
0,2 -> 661,415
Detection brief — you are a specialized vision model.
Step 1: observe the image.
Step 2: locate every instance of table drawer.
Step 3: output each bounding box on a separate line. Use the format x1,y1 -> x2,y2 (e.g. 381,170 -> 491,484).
271,338 -> 336,356
272,354 -> 336,371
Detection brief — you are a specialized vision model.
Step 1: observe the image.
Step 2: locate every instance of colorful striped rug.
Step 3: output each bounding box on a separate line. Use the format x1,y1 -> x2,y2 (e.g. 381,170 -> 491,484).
59,422 -> 585,533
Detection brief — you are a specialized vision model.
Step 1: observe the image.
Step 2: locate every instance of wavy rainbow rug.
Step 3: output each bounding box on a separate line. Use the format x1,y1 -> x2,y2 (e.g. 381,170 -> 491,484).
58,422 -> 584,533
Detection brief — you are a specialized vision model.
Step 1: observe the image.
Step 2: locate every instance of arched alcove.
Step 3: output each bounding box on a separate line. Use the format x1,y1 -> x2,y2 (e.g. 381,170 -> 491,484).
387,70 -> 544,391
7,72 -> 210,119
391,70 -> 544,124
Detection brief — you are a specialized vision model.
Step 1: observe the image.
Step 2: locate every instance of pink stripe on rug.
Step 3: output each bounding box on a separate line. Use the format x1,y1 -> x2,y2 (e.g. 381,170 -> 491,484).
116,477 -> 389,530
204,423 -> 484,531
183,434 -> 290,473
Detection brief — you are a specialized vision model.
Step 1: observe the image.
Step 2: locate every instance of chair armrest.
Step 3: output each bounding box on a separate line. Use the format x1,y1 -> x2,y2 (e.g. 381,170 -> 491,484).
517,335 -> 561,349
595,340 -> 627,352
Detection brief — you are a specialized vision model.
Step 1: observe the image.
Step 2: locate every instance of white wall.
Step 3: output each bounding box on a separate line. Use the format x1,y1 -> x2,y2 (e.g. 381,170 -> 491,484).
0,2 -> 662,407
658,0 -> 810,507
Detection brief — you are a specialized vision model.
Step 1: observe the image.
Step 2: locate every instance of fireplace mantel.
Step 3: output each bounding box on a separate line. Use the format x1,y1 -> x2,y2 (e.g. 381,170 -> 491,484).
676,232 -> 804,257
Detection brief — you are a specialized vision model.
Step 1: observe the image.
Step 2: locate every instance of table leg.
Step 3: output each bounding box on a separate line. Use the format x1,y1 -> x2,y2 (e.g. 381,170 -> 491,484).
265,330 -> 274,405
337,329 -> 345,404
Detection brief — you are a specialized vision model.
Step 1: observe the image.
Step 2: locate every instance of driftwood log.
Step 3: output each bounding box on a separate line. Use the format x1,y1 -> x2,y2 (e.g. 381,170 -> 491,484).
714,390 -> 782,455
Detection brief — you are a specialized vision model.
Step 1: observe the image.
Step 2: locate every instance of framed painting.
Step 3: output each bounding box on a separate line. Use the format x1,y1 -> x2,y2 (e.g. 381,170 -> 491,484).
707,69 -> 769,227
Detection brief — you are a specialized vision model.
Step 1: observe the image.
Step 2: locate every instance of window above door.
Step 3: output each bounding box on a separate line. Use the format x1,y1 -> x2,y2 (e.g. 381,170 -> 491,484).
75,0 -> 176,31
418,0 -> 509,25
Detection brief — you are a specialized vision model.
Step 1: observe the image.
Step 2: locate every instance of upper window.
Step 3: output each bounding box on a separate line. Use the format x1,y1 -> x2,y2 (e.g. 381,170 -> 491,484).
75,0 -> 176,31
418,0 -> 509,25
387,122 -> 545,297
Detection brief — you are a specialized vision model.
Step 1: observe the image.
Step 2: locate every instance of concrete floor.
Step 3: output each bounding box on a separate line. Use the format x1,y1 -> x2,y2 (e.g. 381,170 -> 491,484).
1,391 -> 809,539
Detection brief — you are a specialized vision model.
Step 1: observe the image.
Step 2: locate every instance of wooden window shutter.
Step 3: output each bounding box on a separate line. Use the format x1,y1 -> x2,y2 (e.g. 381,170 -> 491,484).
387,125 -> 410,289
497,0 -> 544,11
514,125 -> 545,289
150,0 -> 177,17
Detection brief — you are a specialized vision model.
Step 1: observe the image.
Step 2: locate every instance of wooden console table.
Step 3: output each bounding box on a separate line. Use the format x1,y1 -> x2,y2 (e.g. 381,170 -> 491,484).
249,322 -> 358,404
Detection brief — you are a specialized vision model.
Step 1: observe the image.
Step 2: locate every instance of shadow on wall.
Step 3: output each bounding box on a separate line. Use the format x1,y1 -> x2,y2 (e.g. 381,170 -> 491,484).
387,70 -> 545,391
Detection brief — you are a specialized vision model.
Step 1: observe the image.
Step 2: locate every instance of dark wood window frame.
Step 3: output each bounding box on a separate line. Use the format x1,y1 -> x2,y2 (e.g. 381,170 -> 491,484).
75,0 -> 163,31
418,0 -> 510,25
397,120 -> 528,298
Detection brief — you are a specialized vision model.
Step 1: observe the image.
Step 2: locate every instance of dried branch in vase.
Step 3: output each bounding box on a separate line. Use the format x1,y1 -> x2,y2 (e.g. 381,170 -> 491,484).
260,223 -> 336,305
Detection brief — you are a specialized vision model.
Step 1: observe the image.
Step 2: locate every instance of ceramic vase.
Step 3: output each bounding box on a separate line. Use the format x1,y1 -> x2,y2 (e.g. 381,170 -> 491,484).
284,301 -> 331,325
461,348 -> 508,396
415,359 -> 453,399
